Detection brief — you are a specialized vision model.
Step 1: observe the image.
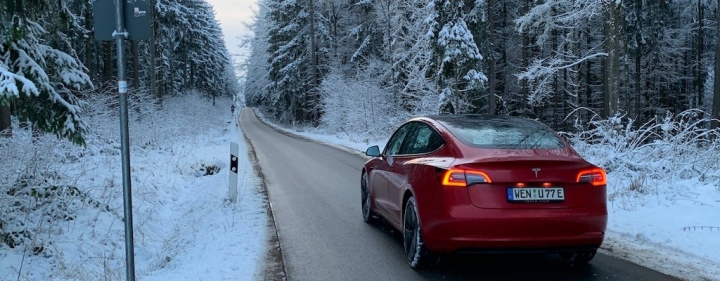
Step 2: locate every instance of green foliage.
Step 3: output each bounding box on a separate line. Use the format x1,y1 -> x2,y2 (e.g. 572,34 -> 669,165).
1,0 -> 91,145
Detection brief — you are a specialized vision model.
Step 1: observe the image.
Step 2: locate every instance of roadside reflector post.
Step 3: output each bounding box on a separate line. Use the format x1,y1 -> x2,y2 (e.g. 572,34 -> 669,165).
229,142 -> 239,203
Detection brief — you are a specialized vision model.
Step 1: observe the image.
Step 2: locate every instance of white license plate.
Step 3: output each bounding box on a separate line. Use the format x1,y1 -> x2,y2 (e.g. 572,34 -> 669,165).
507,187 -> 564,202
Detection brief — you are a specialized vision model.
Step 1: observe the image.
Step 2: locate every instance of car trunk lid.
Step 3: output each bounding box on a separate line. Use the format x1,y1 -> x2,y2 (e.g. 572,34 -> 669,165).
456,157 -> 598,209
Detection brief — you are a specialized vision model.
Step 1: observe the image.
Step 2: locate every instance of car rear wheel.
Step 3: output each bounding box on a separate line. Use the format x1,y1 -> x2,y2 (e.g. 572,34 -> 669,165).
403,197 -> 438,269
559,250 -> 597,265
361,172 -> 376,223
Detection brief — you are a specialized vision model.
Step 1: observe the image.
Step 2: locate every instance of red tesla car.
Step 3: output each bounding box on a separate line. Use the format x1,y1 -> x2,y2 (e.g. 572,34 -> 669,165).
361,115 -> 607,268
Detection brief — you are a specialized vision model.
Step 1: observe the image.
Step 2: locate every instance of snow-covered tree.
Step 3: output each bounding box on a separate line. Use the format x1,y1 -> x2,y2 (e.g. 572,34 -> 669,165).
243,1 -> 272,107
515,0 -> 606,126
241,0 -> 719,134
386,0 -> 438,113
265,0 -> 330,123
1,0 -> 92,145
151,0 -> 235,103
427,0 -> 486,113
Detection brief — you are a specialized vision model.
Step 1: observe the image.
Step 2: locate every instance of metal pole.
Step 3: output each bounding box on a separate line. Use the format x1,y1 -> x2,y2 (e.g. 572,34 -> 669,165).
114,0 -> 136,280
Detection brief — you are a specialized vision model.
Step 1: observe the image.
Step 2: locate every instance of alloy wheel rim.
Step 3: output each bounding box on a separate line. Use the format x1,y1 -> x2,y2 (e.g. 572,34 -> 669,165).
362,174 -> 370,219
404,203 -> 418,261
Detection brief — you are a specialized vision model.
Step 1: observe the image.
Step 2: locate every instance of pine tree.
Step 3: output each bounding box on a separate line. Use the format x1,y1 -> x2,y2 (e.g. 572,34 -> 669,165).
389,0 -> 437,113
265,0 -> 329,123
427,0 -> 486,113
0,0 -> 92,145
243,0 -> 272,107
153,0 -> 235,102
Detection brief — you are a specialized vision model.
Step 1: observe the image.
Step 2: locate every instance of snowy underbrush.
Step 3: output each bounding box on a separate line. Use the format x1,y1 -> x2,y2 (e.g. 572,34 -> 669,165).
1,93 -> 247,280
566,110 -> 720,280
316,69 -> 438,145
565,110 -> 720,205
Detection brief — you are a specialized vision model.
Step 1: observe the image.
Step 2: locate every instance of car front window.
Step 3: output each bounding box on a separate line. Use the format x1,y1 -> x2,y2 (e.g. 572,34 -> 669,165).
385,123 -> 412,156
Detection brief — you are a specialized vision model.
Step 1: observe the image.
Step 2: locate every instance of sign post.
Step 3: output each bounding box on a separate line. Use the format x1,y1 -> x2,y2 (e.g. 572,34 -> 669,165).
93,1 -> 151,280
229,142 -> 239,203
114,1 -> 135,280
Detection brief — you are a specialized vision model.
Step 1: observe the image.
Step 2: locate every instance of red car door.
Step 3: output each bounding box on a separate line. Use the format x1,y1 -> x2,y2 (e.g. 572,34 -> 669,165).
375,123 -> 413,218
386,122 -> 445,223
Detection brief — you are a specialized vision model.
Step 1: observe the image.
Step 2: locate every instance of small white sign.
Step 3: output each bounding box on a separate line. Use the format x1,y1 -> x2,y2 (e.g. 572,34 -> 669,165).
134,7 -> 147,17
119,80 -> 128,94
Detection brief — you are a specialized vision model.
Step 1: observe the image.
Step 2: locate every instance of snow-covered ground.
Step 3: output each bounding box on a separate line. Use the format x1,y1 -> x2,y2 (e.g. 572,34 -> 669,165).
253,110 -> 720,281
1,95 -> 267,281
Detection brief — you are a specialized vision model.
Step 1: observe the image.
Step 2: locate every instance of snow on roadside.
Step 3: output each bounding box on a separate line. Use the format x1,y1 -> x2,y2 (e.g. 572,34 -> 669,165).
0,96 -> 268,281
598,165 -> 720,281
253,110 -> 720,281
140,119 -> 267,281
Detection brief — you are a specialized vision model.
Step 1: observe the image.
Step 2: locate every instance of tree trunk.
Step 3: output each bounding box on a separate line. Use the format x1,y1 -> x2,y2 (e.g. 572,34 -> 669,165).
521,0 -> 531,114
85,8 -> 94,79
103,41 -> 113,82
635,48 -> 641,118
150,0 -> 161,104
0,105 -> 10,137
487,0 -> 496,115
696,0 -> 704,108
308,0 -> 320,124
603,1 -> 620,118
131,40 -> 140,91
712,5 -> 720,129
190,61 -> 195,87
552,15 -> 559,128
586,27 -> 593,122
633,0 -> 642,119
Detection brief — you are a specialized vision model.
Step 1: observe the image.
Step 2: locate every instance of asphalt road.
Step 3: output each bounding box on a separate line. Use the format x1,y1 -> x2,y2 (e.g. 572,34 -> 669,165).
240,108 -> 679,281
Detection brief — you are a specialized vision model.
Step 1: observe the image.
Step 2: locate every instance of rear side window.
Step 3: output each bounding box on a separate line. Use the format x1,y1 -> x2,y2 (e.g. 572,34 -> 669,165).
436,115 -> 565,149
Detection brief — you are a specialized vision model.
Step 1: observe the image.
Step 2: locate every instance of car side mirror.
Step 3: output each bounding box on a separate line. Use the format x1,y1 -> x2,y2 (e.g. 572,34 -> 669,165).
365,145 -> 381,157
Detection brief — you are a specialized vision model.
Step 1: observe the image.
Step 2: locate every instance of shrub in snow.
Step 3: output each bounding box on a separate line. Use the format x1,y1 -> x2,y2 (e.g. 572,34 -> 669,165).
1,92 -> 235,279
565,110 -> 720,202
319,71 -> 410,141
0,134 -> 108,257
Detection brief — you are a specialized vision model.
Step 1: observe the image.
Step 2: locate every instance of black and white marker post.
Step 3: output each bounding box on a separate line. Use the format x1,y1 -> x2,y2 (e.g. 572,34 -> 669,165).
93,1 -> 151,280
229,142 -> 239,203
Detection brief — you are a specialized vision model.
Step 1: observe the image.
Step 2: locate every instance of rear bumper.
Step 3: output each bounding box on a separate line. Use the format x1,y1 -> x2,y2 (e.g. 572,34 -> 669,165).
420,204 -> 607,253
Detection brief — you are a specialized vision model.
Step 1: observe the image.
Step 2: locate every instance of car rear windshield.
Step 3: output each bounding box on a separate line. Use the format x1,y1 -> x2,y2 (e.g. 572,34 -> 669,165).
434,115 -> 565,149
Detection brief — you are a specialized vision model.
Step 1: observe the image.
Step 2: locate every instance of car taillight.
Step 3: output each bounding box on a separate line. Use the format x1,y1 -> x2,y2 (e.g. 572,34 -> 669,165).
576,168 -> 607,186
442,169 -> 492,187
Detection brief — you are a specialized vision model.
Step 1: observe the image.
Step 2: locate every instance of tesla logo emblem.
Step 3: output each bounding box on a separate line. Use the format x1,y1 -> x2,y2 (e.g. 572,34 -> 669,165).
532,168 -> 541,178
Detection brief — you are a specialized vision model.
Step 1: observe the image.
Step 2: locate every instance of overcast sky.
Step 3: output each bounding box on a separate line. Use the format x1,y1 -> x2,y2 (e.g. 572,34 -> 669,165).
205,0 -> 257,60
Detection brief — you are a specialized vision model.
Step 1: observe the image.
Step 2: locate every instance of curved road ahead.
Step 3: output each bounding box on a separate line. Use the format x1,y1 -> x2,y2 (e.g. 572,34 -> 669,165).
240,109 -> 678,281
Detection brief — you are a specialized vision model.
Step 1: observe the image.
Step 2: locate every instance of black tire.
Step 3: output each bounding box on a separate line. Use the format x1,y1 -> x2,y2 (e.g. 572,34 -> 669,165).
403,197 -> 438,269
559,250 -> 597,265
361,172 -> 377,223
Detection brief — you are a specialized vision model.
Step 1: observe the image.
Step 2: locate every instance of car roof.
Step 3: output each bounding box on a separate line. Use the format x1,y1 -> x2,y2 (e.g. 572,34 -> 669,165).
413,114 -> 547,130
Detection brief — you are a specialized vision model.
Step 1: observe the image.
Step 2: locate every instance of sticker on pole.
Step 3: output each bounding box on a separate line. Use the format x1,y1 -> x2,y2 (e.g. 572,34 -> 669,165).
119,80 -> 128,94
